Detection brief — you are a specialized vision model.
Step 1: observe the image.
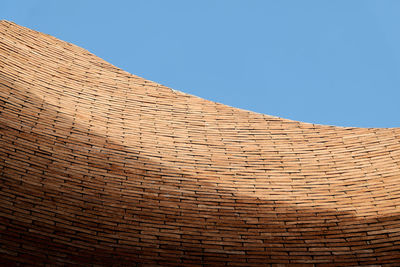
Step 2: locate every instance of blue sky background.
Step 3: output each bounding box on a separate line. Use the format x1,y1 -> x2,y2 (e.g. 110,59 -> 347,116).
2,0 -> 400,128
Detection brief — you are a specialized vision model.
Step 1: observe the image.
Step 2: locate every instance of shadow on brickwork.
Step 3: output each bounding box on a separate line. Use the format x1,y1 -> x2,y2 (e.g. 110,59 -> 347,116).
1,76 -> 400,266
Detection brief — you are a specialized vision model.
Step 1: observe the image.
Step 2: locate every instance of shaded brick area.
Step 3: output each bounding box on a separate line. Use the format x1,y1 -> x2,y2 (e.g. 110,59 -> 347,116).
1,20 -> 400,266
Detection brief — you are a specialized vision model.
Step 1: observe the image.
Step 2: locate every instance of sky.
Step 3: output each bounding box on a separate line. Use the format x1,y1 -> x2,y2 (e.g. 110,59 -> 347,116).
2,0 -> 400,128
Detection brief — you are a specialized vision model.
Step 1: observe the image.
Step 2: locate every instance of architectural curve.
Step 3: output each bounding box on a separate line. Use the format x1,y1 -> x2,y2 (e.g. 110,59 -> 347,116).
1,20 -> 400,266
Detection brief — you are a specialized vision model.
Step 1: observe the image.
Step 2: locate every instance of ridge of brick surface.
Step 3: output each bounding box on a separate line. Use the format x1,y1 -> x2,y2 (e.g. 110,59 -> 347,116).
1,20 -> 400,266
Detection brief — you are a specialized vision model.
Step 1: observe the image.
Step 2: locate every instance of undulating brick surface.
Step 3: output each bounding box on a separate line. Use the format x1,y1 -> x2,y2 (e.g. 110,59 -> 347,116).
1,20 -> 400,266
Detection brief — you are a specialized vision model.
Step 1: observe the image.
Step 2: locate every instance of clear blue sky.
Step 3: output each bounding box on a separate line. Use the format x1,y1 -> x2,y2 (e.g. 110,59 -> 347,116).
3,1 -> 400,127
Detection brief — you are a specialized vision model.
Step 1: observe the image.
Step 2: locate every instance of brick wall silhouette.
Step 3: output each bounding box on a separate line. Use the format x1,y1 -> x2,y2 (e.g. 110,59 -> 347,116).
1,20 -> 400,266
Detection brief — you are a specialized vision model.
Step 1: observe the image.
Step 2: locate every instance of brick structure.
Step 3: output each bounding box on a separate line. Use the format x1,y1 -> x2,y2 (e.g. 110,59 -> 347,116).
1,20 -> 400,266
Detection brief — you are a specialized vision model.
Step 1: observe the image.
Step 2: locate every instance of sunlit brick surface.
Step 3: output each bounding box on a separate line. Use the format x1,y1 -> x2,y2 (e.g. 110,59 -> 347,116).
1,20 -> 400,266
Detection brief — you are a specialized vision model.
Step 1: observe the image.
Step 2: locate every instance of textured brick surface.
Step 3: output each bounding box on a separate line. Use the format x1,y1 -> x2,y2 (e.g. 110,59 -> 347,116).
1,20 -> 400,266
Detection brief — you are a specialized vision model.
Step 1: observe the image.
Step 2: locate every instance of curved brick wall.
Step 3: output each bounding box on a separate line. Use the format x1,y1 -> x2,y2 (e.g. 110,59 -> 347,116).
1,20 -> 400,266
